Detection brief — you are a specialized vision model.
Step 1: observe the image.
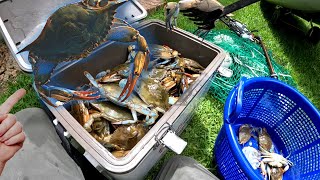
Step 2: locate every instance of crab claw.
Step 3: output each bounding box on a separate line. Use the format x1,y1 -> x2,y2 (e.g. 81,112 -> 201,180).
137,34 -> 149,53
118,51 -> 148,102
38,85 -> 100,107
106,25 -> 139,43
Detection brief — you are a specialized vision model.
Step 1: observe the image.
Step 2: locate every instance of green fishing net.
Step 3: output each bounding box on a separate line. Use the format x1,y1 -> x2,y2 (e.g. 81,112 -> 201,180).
204,30 -> 295,103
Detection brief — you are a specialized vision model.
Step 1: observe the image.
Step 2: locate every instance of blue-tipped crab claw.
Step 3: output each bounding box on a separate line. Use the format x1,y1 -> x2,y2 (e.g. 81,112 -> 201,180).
106,21 -> 150,102
38,85 -> 100,107
118,51 -> 149,102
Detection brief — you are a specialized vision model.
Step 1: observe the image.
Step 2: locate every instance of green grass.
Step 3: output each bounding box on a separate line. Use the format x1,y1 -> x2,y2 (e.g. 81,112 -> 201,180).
0,73 -> 40,114
146,95 -> 224,179
147,0 -> 320,108
146,0 -> 320,179
0,1 -> 319,179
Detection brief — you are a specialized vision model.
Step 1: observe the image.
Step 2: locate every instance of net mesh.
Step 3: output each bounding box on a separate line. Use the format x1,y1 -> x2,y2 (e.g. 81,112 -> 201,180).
204,30 -> 295,103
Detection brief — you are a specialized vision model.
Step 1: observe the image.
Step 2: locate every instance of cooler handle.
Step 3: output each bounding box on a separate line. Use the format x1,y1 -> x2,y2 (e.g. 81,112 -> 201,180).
226,77 -> 246,124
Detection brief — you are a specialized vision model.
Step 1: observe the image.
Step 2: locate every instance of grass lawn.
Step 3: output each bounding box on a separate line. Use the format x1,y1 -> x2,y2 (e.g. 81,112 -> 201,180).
146,0 -> 320,179
0,0 -> 319,179
0,73 -> 39,113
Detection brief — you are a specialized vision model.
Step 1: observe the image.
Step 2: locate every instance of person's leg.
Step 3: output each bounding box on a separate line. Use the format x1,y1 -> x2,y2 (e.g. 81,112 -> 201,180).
1,108 -> 85,180
155,155 -> 219,180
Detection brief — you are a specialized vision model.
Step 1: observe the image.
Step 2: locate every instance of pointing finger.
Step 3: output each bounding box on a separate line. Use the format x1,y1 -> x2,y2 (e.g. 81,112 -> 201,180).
0,89 -> 26,115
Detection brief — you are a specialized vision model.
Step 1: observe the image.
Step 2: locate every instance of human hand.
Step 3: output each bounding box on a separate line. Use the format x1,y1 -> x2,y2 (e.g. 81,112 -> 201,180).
0,89 -> 26,175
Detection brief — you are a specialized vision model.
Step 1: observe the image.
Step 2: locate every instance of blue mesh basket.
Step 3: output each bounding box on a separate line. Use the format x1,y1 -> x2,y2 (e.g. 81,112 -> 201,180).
214,77 -> 320,180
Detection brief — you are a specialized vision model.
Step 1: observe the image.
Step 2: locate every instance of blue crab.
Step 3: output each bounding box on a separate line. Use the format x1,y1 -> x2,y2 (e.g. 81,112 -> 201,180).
85,71 -> 159,126
120,77 -> 170,114
98,52 -> 201,105
238,124 -> 253,145
18,0 -> 150,106
165,57 -> 204,73
258,127 -> 273,152
88,101 -> 134,125
92,123 -> 148,151
99,62 -> 131,83
260,149 -> 293,180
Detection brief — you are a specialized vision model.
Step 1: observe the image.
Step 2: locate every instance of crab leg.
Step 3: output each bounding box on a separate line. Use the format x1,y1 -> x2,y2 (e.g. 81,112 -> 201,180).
118,72 -> 132,99
83,113 -> 97,132
119,51 -> 147,102
118,79 -> 159,125
266,165 -> 271,180
39,86 -> 99,107
84,71 -> 107,98
106,23 -> 150,101
84,74 -> 140,125
181,73 -> 189,93
112,109 -> 138,125
117,62 -> 134,99
145,113 -> 158,125
42,85 -> 99,100
34,60 -> 99,107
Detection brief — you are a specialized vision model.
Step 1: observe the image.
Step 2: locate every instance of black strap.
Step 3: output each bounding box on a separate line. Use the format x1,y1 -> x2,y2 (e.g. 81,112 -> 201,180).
221,0 -> 261,17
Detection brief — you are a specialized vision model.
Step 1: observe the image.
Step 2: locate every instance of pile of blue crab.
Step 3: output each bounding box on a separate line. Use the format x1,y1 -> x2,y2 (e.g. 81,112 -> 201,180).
69,44 -> 204,158
238,124 -> 294,180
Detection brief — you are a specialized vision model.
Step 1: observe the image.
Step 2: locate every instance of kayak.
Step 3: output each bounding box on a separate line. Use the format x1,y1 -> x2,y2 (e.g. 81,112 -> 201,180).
266,0 -> 320,12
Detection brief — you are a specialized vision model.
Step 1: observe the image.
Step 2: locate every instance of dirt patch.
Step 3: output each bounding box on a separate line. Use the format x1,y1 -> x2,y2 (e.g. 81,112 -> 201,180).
0,41 -> 21,92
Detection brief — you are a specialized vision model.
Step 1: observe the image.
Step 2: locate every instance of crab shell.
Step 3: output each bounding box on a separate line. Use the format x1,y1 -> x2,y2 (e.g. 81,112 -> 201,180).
90,101 -> 134,124
258,128 -> 273,151
149,44 -> 180,60
112,150 -> 130,158
109,124 -> 148,150
135,78 -> 170,113
70,101 -> 90,126
238,124 -> 252,145
260,161 -> 267,176
269,166 -> 285,180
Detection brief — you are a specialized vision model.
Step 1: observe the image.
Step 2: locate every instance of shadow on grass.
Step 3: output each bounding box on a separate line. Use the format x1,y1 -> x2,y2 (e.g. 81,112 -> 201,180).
146,93 -> 224,179
260,2 -> 320,109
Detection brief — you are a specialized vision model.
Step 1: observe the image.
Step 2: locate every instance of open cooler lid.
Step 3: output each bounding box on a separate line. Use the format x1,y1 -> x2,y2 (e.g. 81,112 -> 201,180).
0,0 -> 147,72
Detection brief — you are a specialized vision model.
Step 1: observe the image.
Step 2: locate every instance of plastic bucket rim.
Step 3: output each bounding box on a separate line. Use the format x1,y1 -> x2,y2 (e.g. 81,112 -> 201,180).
224,77 -> 320,125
